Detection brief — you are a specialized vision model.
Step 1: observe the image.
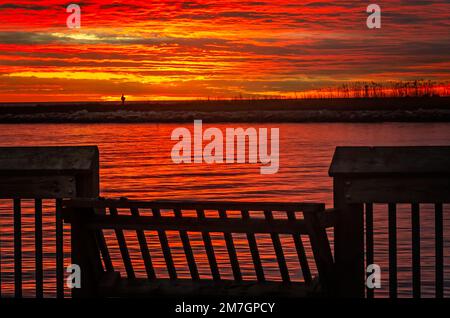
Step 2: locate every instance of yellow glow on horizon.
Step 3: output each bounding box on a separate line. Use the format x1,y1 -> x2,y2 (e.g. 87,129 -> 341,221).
7,71 -> 179,84
51,32 -> 100,41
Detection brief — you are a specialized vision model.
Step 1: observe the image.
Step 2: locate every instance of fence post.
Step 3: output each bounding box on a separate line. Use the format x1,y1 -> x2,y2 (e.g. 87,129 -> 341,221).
69,207 -> 104,298
332,177 -> 365,297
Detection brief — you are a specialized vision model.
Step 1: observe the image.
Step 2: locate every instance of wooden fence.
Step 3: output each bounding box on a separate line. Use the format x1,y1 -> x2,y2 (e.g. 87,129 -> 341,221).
0,146 -> 449,298
330,146 -> 450,298
62,199 -> 335,297
0,146 -> 99,298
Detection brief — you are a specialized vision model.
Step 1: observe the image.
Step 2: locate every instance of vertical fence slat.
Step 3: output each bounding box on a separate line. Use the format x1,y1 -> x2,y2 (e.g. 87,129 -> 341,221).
264,210 -> 290,282
152,208 -> 177,279
130,207 -> 156,280
95,230 -> 114,272
303,207 -> 335,294
287,211 -> 311,284
411,203 -> 421,298
13,198 -> 22,298
0,200 -> 1,298
435,203 -> 443,298
197,209 -> 220,281
365,203 -> 374,298
109,207 -> 135,279
55,199 -> 64,298
241,210 -> 265,282
388,203 -> 397,298
219,209 -> 242,281
94,200 -> 113,272
174,209 -> 199,280
35,199 -> 43,298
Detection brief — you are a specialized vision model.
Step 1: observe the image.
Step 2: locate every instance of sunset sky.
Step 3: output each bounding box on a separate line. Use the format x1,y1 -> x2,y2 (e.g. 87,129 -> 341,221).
0,0 -> 449,102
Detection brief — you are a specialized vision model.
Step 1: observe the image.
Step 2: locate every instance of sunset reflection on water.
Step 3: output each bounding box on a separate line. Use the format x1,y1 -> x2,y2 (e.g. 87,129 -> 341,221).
0,122 -> 449,298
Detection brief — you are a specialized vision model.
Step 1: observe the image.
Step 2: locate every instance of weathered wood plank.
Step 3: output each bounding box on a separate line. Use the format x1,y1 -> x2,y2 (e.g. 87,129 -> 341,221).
197,209 -> 220,281
14,198 -> 22,298
303,207 -> 335,294
56,199 -> 64,298
287,211 -> 312,284
0,176 -> 76,199
174,209 -> 199,280
241,210 -> 265,282
435,203 -> 443,298
109,207 -> 135,279
219,209 -> 242,281
411,203 -> 421,298
130,207 -> 156,280
0,203 -> 1,297
333,178 -> 365,297
264,210 -> 290,282
365,203 -> 374,299
107,278 -> 310,298
97,271 -> 121,293
95,230 -> 114,272
0,146 -> 99,172
321,209 -> 336,228
329,146 -> 450,176
152,208 -> 177,280
94,199 -> 113,272
388,203 -> 397,298
35,199 -> 43,298
70,208 -> 105,298
63,199 -> 324,212
344,177 -> 450,204
83,214 -> 308,234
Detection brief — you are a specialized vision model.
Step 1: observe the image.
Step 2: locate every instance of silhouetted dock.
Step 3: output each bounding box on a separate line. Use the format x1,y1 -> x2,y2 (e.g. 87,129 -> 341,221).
0,146 -> 448,298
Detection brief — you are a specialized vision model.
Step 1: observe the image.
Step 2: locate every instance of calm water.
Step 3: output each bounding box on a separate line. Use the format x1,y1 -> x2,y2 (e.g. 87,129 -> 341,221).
0,122 -> 449,298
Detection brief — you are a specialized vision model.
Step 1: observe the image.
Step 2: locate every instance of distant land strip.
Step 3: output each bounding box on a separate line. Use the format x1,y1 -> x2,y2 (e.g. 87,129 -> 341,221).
0,97 -> 449,123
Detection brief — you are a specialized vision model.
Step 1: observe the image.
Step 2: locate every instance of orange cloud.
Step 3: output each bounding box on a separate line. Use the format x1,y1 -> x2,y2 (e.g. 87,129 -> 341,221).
0,0 -> 448,101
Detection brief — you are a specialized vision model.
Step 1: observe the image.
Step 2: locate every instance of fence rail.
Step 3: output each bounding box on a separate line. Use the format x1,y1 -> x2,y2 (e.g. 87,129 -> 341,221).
62,199 -> 335,298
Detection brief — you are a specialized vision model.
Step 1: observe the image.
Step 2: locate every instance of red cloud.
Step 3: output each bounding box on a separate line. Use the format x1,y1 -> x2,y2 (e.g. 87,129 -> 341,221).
0,0 -> 448,101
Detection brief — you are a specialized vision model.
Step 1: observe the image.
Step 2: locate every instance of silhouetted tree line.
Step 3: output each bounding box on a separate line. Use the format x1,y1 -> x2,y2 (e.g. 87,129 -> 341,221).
295,80 -> 449,99
222,80 -> 449,101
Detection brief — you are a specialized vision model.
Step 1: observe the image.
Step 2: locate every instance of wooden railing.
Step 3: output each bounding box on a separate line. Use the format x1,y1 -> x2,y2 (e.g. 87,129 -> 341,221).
62,199 -> 335,298
1,145 -> 448,298
0,146 -> 99,298
8,198 -> 64,298
330,146 -> 450,298
362,203 -> 445,298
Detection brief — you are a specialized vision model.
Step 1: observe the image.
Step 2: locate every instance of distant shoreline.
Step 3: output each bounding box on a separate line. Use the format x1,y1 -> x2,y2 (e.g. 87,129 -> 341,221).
1,97 -> 449,123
